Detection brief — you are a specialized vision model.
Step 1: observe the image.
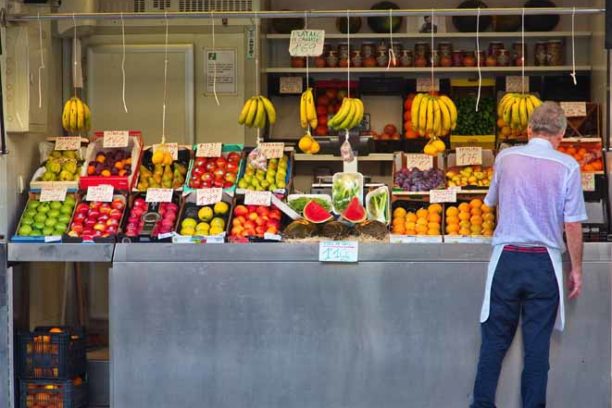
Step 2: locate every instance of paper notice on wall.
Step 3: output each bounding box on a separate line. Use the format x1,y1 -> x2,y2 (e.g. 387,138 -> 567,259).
417,78 -> 440,92
205,49 -> 237,95
506,76 -> 529,93
289,30 -> 325,57
560,102 -> 587,118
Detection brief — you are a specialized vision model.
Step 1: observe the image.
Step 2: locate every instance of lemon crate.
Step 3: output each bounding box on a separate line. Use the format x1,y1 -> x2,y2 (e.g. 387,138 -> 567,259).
20,377 -> 87,408
17,327 -> 86,380
172,191 -> 234,244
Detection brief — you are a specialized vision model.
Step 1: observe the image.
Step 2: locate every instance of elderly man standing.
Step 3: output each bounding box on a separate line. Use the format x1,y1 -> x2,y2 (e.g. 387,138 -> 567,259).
471,102 -> 587,408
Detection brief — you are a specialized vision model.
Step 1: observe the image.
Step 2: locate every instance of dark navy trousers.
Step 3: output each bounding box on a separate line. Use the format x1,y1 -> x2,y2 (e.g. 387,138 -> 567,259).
471,247 -> 560,408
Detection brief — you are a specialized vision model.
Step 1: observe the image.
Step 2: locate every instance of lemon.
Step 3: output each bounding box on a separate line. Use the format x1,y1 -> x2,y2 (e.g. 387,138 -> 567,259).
180,226 -> 196,236
198,206 -> 213,222
214,201 -> 229,215
309,141 -> 320,154
196,222 -> 210,232
181,218 -> 197,229
423,143 -> 437,156
298,135 -> 314,153
432,139 -> 446,153
211,217 -> 225,229
209,226 -> 225,236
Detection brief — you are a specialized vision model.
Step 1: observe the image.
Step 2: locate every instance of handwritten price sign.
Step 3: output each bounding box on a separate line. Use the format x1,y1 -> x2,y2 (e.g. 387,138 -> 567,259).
289,29 -> 325,57
259,143 -> 285,159
153,143 -> 179,160
55,137 -> 81,151
560,102 -> 587,118
196,143 -> 223,158
86,185 -> 114,202
145,188 -> 174,203
416,78 -> 440,92
103,131 -> 129,148
405,154 -> 434,171
39,188 -> 68,203
319,240 -> 359,263
244,190 -> 272,206
581,172 -> 596,192
196,188 -> 223,206
430,189 -> 457,203
506,76 -> 530,93
456,147 -> 483,166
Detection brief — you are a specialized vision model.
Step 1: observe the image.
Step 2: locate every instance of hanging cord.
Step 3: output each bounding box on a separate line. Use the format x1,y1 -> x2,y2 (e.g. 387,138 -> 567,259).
475,8 -> 481,112
37,12 -> 45,109
161,11 -> 169,144
121,13 -> 128,113
430,9 -> 435,93
304,10 -> 311,134
72,13 -> 77,97
386,9 -> 396,71
345,9 -> 351,143
253,11 -> 262,144
570,6 -> 578,85
521,8 -> 526,93
211,9 -> 221,106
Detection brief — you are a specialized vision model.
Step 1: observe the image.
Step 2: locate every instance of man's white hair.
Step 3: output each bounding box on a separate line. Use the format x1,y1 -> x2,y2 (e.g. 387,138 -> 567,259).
528,101 -> 567,137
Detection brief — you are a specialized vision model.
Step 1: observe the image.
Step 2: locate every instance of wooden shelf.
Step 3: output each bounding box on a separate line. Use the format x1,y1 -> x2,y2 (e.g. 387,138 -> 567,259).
294,153 -> 395,162
392,189 -> 489,197
266,31 -> 592,40
265,66 -> 591,74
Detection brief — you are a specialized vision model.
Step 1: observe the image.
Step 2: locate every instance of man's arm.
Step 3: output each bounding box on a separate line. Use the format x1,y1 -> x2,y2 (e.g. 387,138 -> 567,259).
564,221 -> 583,299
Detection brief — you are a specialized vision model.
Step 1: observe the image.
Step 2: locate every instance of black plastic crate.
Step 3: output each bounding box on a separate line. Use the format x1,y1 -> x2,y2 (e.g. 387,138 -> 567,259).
20,377 -> 87,408
17,326 -> 86,380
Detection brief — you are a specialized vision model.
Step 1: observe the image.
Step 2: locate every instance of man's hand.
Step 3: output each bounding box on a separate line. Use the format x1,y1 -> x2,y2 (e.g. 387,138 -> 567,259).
567,267 -> 582,299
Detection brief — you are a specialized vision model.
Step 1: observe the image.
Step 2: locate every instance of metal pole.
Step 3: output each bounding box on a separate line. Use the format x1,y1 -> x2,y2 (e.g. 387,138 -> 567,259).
4,7 -> 605,23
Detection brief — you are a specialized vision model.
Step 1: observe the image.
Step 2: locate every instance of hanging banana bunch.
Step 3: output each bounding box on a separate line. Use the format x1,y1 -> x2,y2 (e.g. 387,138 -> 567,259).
238,95 -> 277,129
497,93 -> 543,131
328,97 -> 365,131
62,96 -> 92,134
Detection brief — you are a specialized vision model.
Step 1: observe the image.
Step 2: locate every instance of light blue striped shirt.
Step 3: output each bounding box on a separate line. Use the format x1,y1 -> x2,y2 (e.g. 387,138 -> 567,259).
485,138 -> 587,251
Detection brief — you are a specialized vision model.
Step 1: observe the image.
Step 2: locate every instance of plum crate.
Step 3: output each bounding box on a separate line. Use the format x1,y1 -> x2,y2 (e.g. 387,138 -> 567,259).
20,377 -> 87,408
17,327 -> 86,380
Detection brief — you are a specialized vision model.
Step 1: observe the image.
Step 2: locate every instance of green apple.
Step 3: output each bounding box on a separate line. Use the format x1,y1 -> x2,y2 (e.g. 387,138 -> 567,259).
50,201 -> 63,210
38,204 -> 50,213
60,205 -> 73,215
42,227 -> 54,236
48,210 -> 60,219
24,209 -> 37,219
34,213 -> 47,223
21,217 -> 34,226
27,201 -> 41,210
33,222 -> 45,231
30,229 -> 43,237
55,223 -> 68,233
45,218 -> 58,228
18,225 -> 32,236
64,196 -> 76,206
58,214 -> 71,224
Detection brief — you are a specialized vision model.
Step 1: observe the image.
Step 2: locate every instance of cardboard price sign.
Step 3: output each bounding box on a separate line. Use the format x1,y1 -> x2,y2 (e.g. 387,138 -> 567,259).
430,189 -> 457,203
289,29 -> 326,57
581,172 -> 596,192
244,190 -> 272,206
55,137 -> 82,151
153,143 -> 179,160
86,185 -> 114,202
259,143 -> 285,159
405,154 -> 434,171
560,102 -> 587,118
319,240 -> 359,263
196,188 -> 223,206
279,77 -> 303,94
103,131 -> 130,148
416,78 -> 440,92
39,188 -> 68,203
456,147 -> 483,166
145,188 -> 174,203
196,143 -> 223,158
506,76 -> 530,93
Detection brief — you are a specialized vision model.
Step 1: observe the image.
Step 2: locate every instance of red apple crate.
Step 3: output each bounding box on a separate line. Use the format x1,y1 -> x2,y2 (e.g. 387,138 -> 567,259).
172,191 -> 235,244
133,144 -> 193,192
17,326 -> 86,380
20,377 -> 87,408
62,194 -> 128,243
79,131 -> 143,191
183,143 -> 245,195
119,192 -> 181,243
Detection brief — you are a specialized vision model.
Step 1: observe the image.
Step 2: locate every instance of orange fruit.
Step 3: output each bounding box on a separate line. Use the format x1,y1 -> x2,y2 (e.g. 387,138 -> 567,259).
458,203 -> 470,212
393,225 -> 406,234
427,228 -> 440,236
428,203 -> 443,214
428,213 -> 441,223
470,207 -> 482,216
416,225 -> 428,235
459,228 -> 471,236
469,198 -> 483,209
405,221 -> 416,231
592,160 -> 603,171
428,222 -> 440,230
393,218 -> 405,227
566,146 -> 577,155
416,218 -> 428,226
446,206 -> 459,217
460,220 -> 471,229
583,164 -> 595,172
482,221 -> 495,230
446,224 -> 460,233
406,229 -> 417,235
483,230 -> 494,237
459,212 -> 471,221
470,215 -> 483,225
416,208 -> 429,219
446,216 -> 459,225
447,231 -> 459,236
470,225 -> 482,234
393,207 -> 407,218
483,213 -> 495,222
481,204 -> 493,213
406,213 -> 418,223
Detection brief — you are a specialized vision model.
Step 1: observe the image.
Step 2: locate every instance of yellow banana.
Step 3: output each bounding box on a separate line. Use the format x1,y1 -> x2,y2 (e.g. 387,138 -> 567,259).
511,99 -> 521,130
300,92 -> 308,129
497,93 -> 516,117
338,99 -> 357,130
329,98 -> 351,130
69,98 -> 78,133
503,101 -> 513,127
528,94 -> 542,109
432,99 -> 442,137
260,96 -> 277,126
438,95 -> 457,130
254,97 -> 266,128
418,95 -> 428,135
525,97 -> 535,120
438,97 -> 451,135
238,98 -> 253,124
425,97 -> 434,135
76,98 -> 85,131
83,102 -> 92,132
245,97 -> 258,127
62,98 -> 73,132
518,97 -> 528,129
411,93 -> 424,131
305,89 -> 317,129
350,98 -> 365,129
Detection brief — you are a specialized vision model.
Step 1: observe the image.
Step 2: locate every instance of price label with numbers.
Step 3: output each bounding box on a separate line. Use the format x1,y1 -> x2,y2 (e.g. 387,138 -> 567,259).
581,172 -> 596,192
55,137 -> 81,151
430,189 -> 457,203
153,143 -> 179,160
506,76 -> 530,93
289,29 -> 325,57
405,154 -> 434,171
196,143 -> 223,158
103,131 -> 130,148
146,188 -> 174,203
456,147 -> 483,166
244,190 -> 272,206
86,185 -> 114,202
416,78 -> 440,92
39,188 -> 68,203
319,240 -> 359,263
259,143 -> 285,159
560,102 -> 587,118
196,188 -> 223,206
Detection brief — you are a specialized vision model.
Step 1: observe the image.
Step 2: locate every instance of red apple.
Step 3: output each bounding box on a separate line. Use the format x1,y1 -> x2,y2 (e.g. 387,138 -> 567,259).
93,229 -> 104,237
106,225 -> 118,235
215,157 -> 227,169
255,217 -> 266,227
226,162 -> 239,173
227,152 -> 241,163
201,172 -> 214,182
111,199 -> 125,210
93,223 -> 106,232
190,178 -> 202,189
89,202 -> 101,210
164,212 -> 177,222
224,173 -> 237,184
70,224 -> 84,234
214,168 -> 226,179
223,181 -> 234,189
256,207 -> 270,216
73,213 -> 87,223
244,220 -> 256,230
201,180 -> 212,188
99,203 -> 112,214
205,162 -> 216,172
266,225 -> 279,235
107,218 -> 120,228
234,206 -> 248,216
255,226 -> 266,236
194,158 -> 207,168
109,209 -> 123,220
131,207 -> 145,218
134,198 -> 147,208
193,166 -> 205,177
213,179 -> 224,188
76,203 -> 89,214
88,210 -> 100,220
167,203 -> 179,212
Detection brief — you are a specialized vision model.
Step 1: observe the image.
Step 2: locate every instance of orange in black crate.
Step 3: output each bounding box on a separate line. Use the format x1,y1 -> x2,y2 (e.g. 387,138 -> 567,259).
21,376 -> 87,408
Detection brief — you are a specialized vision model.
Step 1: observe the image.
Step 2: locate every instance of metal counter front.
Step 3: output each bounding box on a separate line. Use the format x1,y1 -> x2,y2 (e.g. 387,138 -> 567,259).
111,243 -> 612,408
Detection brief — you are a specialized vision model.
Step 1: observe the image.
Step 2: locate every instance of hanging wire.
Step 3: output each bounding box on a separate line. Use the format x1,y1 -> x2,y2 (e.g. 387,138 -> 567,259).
570,6 -> 578,85
37,12 -> 45,109
430,8 -> 435,94
386,9 -> 396,71
345,9 -> 351,144
475,8 -> 481,112
521,8 -> 526,93
161,11 -> 169,144
304,10 -> 311,134
72,13 -> 77,97
253,10 -> 262,144
211,9 -> 221,106
121,13 -> 128,113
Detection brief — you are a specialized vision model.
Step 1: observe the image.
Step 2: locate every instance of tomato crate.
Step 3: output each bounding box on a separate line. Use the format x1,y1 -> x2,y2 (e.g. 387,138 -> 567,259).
20,377 -> 87,408
17,327 -> 86,380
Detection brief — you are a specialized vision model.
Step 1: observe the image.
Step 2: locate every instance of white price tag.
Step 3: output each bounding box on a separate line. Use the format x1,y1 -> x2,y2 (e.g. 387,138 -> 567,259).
319,240 -> 359,263
152,143 -> 179,160
244,190 -> 272,206
456,147 -> 483,166
289,29 -> 326,57
103,131 -> 129,148
430,189 -> 457,203
86,185 -> 114,202
205,235 -> 225,244
54,137 -> 81,151
560,102 -> 587,118
196,143 -> 223,158
405,154 -> 434,171
158,232 -> 174,240
263,233 -> 282,241
271,195 -> 301,220
39,188 -> 68,203
390,235 -> 442,243
416,78 -> 440,92
581,172 -> 596,192
196,188 -> 223,206
145,188 -> 174,203
44,235 -> 63,243
506,76 -> 530,93
279,77 -> 303,94
259,143 -> 285,159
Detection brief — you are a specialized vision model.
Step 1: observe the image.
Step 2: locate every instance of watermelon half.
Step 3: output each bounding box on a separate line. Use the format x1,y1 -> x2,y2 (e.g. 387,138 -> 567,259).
303,200 -> 333,224
341,197 -> 367,224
